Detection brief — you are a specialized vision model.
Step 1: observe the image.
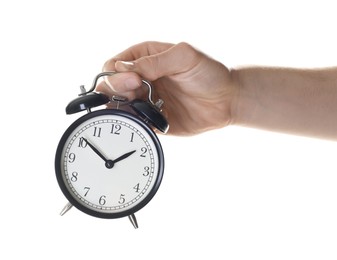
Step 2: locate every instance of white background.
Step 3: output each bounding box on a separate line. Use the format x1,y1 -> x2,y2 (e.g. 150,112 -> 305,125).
1,0 -> 337,259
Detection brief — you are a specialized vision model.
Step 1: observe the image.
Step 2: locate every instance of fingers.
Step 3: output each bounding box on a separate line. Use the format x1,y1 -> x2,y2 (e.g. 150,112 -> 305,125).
115,42 -> 202,81
111,41 -> 174,62
101,41 -> 174,97
95,72 -> 143,101
103,41 -> 174,72
103,42 -> 201,81
103,72 -> 142,92
99,41 -> 202,101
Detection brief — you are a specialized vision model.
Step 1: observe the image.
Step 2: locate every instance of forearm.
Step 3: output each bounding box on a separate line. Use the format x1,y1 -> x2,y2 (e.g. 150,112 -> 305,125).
231,66 -> 337,140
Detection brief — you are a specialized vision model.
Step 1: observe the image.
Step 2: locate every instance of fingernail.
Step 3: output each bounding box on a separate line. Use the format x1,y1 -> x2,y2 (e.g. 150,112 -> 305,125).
116,61 -> 135,71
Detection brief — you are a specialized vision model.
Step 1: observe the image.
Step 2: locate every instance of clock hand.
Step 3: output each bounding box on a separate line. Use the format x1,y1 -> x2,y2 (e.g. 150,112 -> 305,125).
112,150 -> 136,164
82,137 -> 135,168
82,137 -> 114,168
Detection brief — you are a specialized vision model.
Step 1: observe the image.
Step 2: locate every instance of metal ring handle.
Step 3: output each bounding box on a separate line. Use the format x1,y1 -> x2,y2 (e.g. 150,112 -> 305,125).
81,71 -> 156,105
79,71 -> 118,95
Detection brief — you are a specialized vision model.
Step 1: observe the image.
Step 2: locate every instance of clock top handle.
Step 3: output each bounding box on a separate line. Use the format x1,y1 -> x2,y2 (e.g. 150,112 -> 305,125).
65,72 -> 169,133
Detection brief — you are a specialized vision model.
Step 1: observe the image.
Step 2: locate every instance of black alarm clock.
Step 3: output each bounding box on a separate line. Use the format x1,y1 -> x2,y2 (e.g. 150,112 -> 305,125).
55,72 -> 169,228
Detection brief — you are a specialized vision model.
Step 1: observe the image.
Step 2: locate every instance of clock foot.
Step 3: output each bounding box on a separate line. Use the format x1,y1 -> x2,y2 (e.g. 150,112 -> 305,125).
128,214 -> 138,229
60,202 -> 73,216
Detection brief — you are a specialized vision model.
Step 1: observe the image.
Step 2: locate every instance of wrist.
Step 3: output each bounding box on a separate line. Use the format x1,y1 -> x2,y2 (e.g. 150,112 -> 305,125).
228,67 -> 256,127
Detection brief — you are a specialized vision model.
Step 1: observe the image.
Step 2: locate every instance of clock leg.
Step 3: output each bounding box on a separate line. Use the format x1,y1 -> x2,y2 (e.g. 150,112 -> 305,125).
60,202 -> 73,216
128,214 -> 138,229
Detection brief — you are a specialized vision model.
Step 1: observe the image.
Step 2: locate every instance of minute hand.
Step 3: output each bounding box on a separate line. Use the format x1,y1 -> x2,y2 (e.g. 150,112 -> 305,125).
82,137 -> 108,163
113,150 -> 136,164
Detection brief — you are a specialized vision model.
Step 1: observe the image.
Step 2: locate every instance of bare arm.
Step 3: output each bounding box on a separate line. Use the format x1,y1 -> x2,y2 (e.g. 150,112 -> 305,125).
97,41 -> 337,140
232,67 -> 337,140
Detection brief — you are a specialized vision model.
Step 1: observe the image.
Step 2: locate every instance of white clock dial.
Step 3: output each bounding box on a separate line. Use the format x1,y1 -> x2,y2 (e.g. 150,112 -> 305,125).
56,110 -> 164,218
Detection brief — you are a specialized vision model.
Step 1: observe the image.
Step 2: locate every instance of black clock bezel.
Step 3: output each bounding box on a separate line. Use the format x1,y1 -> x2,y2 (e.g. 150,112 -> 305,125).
55,109 -> 164,219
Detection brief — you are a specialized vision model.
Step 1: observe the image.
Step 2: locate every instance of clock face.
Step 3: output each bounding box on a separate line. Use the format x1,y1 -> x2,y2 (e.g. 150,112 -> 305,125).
55,109 -> 164,218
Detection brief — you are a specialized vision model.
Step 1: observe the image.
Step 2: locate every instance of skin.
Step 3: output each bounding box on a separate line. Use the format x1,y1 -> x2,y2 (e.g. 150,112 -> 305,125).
96,41 -> 337,140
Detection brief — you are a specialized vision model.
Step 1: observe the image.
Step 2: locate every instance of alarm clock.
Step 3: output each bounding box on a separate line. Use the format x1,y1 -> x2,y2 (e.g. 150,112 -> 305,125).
55,72 -> 169,228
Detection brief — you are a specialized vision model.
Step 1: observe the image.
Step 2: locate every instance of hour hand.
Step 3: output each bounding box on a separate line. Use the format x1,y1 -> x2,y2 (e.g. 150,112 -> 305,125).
113,150 -> 136,164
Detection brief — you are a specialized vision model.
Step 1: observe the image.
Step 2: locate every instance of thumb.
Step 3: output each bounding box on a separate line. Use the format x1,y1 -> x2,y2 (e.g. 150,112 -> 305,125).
115,42 -> 200,81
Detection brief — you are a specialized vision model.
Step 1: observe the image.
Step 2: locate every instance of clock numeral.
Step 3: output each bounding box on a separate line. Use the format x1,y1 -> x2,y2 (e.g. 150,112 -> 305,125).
93,127 -> 102,137
78,137 -> 88,148
143,166 -> 150,176
130,132 -> 135,142
118,194 -> 125,204
70,172 -> 78,182
111,124 -> 121,135
99,195 -> 106,205
84,187 -> 90,196
68,153 -> 76,163
133,183 -> 140,193
140,147 -> 147,157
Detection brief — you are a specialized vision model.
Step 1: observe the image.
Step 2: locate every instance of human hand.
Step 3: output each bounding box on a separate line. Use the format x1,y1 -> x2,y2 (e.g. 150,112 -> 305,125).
96,41 -> 238,136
